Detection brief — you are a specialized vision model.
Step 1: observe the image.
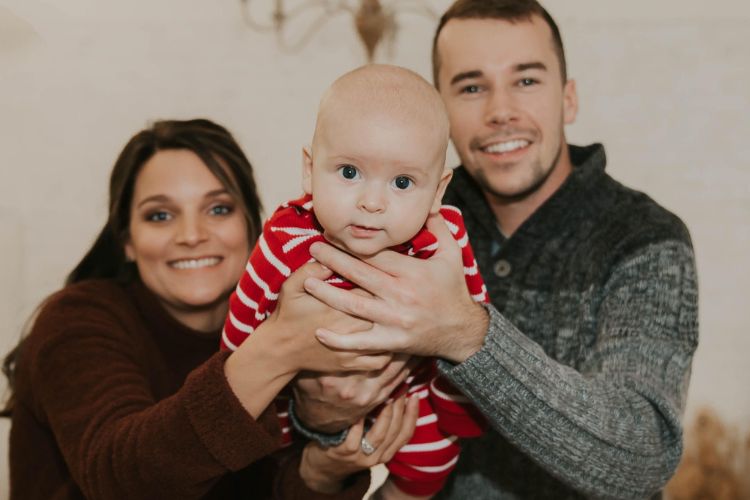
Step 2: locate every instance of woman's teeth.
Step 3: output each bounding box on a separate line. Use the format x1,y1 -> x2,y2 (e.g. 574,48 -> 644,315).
171,257 -> 221,269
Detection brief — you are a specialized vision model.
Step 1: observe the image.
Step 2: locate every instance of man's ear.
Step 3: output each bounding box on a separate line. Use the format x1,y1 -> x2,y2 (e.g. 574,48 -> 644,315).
302,146 -> 313,194
430,168 -> 453,214
563,79 -> 578,125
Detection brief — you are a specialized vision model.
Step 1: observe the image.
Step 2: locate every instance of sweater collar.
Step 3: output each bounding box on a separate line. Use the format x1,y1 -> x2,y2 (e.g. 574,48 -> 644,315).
447,143 -> 607,247
127,279 -> 223,344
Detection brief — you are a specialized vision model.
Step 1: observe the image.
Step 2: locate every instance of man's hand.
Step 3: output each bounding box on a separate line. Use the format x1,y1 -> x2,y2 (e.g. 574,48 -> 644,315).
293,354 -> 417,433
303,213 -> 489,363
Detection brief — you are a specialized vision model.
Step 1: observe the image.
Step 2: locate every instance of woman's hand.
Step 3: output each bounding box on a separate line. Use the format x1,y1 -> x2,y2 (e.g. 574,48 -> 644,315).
299,393 -> 419,494
225,262 -> 392,417
293,354 -> 418,433
266,261 -> 393,372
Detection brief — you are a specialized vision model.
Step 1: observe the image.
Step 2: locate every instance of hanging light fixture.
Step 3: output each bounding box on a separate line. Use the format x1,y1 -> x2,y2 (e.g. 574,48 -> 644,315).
240,0 -> 436,61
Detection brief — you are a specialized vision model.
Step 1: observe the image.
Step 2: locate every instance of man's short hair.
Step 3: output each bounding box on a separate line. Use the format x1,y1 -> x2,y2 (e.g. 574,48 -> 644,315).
432,0 -> 567,87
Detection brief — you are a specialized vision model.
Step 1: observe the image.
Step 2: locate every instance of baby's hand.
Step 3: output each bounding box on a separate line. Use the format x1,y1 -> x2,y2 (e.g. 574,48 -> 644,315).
299,394 -> 419,494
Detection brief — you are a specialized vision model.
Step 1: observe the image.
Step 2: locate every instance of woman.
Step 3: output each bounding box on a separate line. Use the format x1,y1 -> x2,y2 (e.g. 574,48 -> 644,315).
2,119 -> 418,499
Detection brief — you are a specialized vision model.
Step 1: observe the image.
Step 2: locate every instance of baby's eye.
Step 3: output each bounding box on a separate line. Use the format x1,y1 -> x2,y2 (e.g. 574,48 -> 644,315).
338,165 -> 360,180
210,205 -> 232,216
146,211 -> 171,222
393,176 -> 413,190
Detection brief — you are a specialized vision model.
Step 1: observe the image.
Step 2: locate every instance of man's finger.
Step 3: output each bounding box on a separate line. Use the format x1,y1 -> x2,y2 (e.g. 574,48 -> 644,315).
362,248 -> 416,277
348,352 -> 392,371
310,242 -> 391,293
284,261 -> 333,291
304,277 -> 392,323
317,327 -> 401,353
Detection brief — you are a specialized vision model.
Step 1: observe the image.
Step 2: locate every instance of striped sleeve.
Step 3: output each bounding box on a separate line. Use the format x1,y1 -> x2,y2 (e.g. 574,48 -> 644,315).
429,206 -> 488,437
221,205 -> 323,446
440,205 -> 489,304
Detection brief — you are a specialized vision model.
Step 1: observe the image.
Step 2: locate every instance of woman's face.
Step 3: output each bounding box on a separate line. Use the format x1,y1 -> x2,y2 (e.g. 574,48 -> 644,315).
125,149 -> 251,331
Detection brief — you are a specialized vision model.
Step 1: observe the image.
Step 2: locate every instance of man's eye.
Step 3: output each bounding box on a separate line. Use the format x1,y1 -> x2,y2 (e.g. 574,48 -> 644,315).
210,205 -> 232,216
146,211 -> 171,222
518,78 -> 537,87
393,176 -> 412,190
461,84 -> 481,94
338,165 -> 359,180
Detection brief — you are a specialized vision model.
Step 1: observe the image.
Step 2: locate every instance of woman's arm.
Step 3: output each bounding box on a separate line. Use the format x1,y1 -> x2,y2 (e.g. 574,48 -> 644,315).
19,267 -> 390,499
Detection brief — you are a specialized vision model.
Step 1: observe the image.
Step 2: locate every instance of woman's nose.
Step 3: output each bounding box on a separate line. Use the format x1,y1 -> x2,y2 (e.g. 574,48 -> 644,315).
175,215 -> 208,246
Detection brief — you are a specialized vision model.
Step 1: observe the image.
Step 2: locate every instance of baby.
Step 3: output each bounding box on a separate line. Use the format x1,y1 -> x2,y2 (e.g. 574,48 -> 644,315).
222,64 -> 487,498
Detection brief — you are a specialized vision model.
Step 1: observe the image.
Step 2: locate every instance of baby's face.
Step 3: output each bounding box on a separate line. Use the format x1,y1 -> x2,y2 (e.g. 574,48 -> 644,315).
304,109 -> 449,259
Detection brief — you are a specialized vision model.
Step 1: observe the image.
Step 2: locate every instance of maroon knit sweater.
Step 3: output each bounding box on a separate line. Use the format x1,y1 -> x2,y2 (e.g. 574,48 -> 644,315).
8,279 -> 369,499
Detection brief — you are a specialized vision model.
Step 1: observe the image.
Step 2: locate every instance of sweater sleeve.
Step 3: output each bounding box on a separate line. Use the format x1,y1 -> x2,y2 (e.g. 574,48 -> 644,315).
26,295 -> 282,499
437,240 -> 699,498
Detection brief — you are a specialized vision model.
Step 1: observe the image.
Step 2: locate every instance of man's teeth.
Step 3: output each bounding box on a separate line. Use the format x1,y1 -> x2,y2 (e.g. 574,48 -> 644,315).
485,140 -> 529,154
171,257 -> 221,269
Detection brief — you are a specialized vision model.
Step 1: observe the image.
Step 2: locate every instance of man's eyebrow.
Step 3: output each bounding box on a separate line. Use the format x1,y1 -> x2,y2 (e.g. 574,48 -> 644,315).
515,62 -> 547,72
450,70 -> 483,86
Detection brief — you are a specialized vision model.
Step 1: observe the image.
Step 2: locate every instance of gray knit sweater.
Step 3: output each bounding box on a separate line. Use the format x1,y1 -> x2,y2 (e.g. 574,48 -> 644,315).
436,144 -> 698,499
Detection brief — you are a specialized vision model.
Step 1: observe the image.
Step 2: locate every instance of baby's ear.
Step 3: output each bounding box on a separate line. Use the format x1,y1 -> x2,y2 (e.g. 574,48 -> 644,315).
430,168 -> 453,214
302,146 -> 313,194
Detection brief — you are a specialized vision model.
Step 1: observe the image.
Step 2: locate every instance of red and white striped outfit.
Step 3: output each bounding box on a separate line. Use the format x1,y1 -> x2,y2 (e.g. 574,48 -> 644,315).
222,194 -> 488,496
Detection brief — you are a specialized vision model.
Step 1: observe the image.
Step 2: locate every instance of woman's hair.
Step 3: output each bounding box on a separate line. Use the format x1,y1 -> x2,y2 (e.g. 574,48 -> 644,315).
68,118 -> 263,284
1,118 -> 263,415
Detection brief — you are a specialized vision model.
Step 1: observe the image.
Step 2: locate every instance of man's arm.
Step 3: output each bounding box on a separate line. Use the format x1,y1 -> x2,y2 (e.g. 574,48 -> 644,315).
303,215 -> 699,498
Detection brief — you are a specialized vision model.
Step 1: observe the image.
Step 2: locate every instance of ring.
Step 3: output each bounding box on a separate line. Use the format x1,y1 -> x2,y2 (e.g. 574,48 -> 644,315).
360,436 -> 376,456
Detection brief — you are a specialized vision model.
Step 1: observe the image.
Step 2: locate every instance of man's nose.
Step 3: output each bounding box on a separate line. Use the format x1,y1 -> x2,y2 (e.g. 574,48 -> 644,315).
484,87 -> 520,126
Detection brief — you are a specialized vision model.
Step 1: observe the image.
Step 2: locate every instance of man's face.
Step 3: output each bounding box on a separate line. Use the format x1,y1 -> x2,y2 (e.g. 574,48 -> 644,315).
436,16 -> 578,203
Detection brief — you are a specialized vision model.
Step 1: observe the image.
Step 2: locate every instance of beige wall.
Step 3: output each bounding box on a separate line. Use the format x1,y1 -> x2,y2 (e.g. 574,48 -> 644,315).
1,1 -> 748,496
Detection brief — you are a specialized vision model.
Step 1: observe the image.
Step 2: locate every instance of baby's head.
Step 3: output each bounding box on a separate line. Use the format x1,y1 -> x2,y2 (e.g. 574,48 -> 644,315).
303,64 -> 452,258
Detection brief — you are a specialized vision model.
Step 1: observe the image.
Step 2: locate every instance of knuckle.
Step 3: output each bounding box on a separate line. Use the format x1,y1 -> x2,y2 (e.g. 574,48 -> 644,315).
320,379 -> 337,392
352,393 -> 372,408
348,296 -> 368,318
340,387 -> 356,401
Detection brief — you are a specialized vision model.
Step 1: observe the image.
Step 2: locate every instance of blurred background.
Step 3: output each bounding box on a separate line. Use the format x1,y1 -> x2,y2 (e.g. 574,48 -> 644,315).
1,0 -> 749,497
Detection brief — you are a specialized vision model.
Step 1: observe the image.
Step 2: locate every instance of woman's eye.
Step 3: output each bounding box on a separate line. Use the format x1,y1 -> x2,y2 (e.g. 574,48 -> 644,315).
393,176 -> 412,190
338,165 -> 359,180
210,205 -> 232,216
146,211 -> 171,222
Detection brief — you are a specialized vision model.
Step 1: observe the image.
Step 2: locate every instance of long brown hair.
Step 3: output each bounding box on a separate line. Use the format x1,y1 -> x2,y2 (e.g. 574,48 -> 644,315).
1,118 -> 263,415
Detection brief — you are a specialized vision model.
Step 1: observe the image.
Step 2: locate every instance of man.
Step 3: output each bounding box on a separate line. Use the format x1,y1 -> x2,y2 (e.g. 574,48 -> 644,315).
296,0 -> 699,497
